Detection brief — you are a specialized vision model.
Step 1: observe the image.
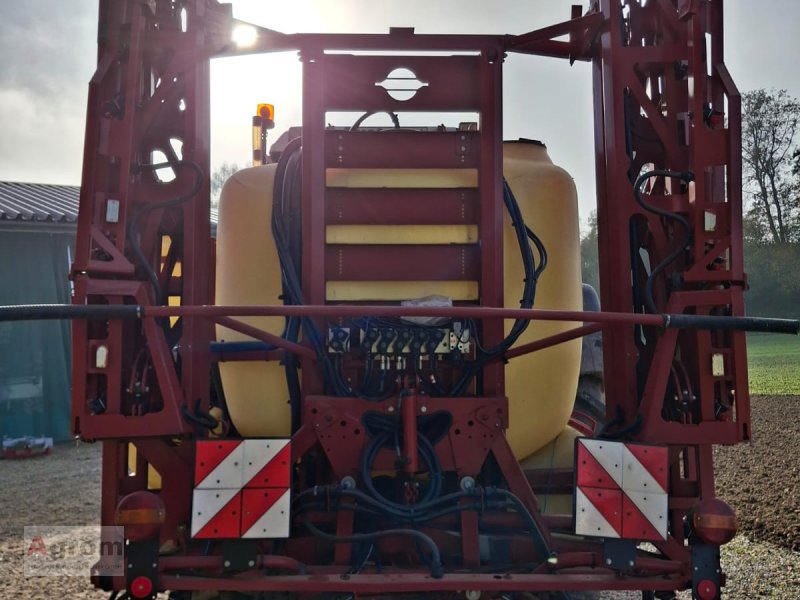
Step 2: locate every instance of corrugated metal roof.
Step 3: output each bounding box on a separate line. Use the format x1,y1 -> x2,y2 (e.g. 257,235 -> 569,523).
0,181 -> 80,223
0,181 -> 219,225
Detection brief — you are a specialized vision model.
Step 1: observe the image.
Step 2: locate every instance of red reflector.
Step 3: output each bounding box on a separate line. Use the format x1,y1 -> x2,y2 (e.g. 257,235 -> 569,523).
696,578 -> 718,600
130,575 -> 153,598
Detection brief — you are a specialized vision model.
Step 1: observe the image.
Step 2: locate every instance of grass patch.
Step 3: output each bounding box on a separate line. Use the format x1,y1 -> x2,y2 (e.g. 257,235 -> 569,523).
747,333 -> 800,395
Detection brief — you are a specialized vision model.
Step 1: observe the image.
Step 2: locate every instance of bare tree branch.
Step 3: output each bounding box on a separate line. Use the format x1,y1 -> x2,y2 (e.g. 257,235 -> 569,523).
742,89 -> 800,244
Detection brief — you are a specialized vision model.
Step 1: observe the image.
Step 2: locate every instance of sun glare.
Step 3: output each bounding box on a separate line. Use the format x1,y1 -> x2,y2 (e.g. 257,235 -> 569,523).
210,51 -> 303,171
231,24 -> 258,47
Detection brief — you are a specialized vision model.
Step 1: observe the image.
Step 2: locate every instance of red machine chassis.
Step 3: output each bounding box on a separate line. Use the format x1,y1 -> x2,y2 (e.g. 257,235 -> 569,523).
72,1 -> 750,598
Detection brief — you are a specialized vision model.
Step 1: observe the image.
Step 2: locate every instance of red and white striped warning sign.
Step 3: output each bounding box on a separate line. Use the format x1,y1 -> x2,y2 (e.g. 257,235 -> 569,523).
191,439 -> 291,539
574,438 -> 668,541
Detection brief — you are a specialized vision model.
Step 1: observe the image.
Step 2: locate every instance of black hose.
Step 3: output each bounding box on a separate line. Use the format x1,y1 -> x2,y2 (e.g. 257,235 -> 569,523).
209,341 -> 277,355
526,224 -> 548,278
271,138 -> 353,396
294,490 -> 482,524
297,486 -> 550,572
484,487 -> 552,561
597,409 -> 643,440
302,515 -> 444,578
127,160 -> 204,305
339,487 -> 467,523
666,314 -> 800,334
450,180 -> 544,395
272,138 -> 318,413
295,496 -> 514,528
350,111 -> 401,131
360,426 -> 443,511
632,169 -> 694,314
0,304 -> 142,321
181,403 -> 217,430
284,317 -> 302,432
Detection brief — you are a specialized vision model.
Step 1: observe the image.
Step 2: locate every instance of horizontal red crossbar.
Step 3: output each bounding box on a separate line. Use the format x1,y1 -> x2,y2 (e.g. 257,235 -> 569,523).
148,304 -> 662,326
159,572 -> 685,594
325,245 -> 480,281
326,187 -> 479,225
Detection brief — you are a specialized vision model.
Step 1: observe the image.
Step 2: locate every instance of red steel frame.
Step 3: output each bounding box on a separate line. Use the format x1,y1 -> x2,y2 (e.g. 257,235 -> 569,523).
71,1 -> 745,597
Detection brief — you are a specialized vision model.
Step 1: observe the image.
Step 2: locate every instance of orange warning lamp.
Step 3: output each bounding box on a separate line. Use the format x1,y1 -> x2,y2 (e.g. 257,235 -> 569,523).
256,103 -> 275,130
252,103 -> 275,166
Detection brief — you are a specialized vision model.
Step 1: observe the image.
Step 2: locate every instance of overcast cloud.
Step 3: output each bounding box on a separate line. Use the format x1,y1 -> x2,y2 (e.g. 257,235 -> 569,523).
0,1 -> 97,185
1,0 -> 798,222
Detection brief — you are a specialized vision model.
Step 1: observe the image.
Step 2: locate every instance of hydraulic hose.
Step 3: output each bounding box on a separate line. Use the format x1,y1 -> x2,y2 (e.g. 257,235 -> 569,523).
0,304 -> 143,321
664,313 -> 800,333
209,340 -> 277,355
360,426 -> 443,512
632,169 -> 694,314
294,487 -> 474,523
128,160 -> 204,305
272,138 -> 353,396
350,110 -> 401,131
297,485 -> 551,571
295,496 -> 514,526
450,180 -> 545,395
302,515 -> 444,578
484,487 -> 552,561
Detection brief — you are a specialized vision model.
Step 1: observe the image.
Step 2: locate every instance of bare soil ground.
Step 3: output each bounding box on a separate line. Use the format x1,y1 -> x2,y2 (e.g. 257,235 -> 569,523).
0,396 -> 798,599
713,395 -> 800,552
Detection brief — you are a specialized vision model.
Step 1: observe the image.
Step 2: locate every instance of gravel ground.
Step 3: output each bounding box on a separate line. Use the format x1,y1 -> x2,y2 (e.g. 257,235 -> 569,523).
1,396 -> 798,599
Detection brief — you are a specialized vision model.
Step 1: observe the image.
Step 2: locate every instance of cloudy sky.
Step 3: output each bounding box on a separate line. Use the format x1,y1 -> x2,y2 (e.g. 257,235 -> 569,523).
1,0 -> 798,223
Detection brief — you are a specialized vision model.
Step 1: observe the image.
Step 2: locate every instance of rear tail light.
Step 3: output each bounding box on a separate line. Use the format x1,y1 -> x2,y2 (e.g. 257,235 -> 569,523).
690,498 -> 737,545
115,491 -> 166,542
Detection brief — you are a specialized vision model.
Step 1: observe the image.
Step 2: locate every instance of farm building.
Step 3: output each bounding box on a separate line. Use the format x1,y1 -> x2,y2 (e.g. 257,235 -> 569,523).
0,181 -> 78,442
0,181 -> 220,442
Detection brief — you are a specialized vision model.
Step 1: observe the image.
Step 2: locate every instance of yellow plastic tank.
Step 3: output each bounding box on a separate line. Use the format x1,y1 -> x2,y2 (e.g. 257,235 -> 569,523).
215,141 -> 582,458
519,425 -> 583,514
215,164 -> 290,437
503,140 -> 583,459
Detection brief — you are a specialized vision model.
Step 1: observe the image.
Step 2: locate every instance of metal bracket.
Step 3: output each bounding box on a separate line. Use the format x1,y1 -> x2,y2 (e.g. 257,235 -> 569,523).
602,538 -> 637,570
691,542 -> 722,600
221,540 -> 260,572
126,539 -> 159,600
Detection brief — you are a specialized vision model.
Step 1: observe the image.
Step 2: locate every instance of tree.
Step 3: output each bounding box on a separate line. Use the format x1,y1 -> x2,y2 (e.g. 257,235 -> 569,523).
580,210 -> 600,293
741,89 -> 800,244
743,242 -> 800,319
210,162 -> 242,207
